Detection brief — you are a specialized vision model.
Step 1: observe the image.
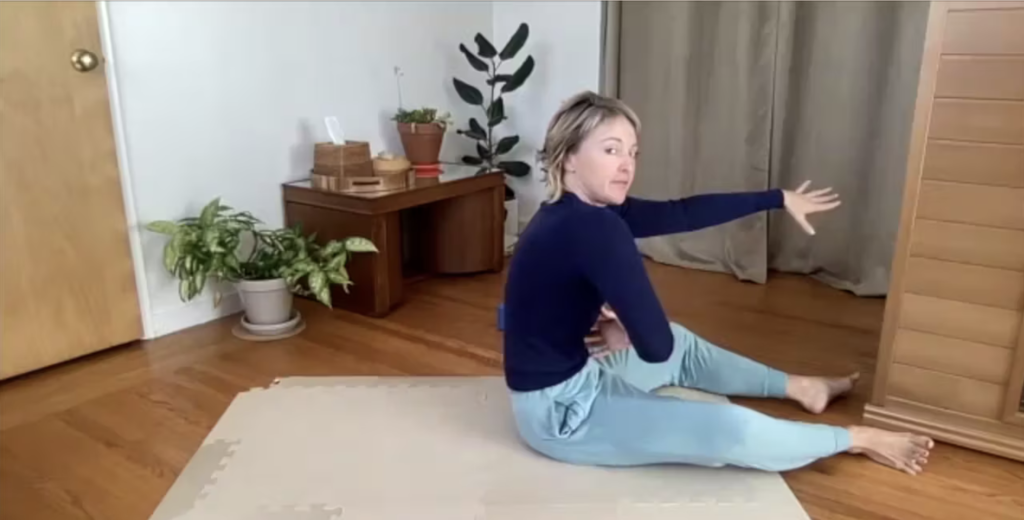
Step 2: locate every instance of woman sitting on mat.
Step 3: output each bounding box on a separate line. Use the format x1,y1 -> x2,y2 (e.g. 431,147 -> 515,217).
501,91 -> 933,476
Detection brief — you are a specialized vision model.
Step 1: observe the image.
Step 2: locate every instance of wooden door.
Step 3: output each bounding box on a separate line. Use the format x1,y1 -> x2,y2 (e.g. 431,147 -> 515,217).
0,2 -> 142,379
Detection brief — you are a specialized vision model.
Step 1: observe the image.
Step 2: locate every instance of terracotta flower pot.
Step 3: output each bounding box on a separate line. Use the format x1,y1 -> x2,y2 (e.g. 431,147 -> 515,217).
397,122 -> 444,165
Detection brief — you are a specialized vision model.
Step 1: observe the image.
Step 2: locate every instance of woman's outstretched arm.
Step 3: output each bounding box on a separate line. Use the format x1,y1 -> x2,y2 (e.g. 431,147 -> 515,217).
610,190 -> 784,238
610,181 -> 841,238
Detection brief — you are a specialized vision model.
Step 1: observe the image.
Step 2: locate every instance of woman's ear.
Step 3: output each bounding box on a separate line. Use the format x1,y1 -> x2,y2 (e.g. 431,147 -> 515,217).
563,153 -> 576,175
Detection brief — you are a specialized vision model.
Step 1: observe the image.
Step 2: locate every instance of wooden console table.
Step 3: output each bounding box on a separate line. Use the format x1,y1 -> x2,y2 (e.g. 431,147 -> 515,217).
282,170 -> 505,317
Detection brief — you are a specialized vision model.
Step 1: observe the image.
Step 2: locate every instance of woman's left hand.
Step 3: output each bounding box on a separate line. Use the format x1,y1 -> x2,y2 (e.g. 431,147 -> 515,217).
783,180 -> 842,235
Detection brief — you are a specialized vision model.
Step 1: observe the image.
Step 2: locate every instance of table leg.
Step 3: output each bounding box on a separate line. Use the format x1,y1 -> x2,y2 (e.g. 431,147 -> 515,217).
424,185 -> 504,274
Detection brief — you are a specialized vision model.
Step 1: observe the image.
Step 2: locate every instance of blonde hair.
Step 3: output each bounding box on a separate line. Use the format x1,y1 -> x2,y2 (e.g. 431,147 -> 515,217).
537,91 -> 641,201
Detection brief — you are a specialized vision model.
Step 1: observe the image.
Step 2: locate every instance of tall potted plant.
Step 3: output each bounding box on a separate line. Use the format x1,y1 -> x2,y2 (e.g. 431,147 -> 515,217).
452,23 -> 534,202
146,198 -> 377,336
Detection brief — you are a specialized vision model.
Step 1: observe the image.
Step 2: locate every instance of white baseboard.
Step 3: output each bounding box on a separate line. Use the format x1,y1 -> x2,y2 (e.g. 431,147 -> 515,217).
149,291 -> 243,338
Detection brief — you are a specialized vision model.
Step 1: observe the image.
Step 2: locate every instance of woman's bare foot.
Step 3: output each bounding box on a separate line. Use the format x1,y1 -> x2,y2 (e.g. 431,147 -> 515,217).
848,426 -> 933,475
786,373 -> 859,414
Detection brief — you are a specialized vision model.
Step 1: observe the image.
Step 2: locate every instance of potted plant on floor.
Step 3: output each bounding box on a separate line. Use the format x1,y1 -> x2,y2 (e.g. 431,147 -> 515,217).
146,198 -> 377,338
452,22 -> 534,204
392,107 -> 454,176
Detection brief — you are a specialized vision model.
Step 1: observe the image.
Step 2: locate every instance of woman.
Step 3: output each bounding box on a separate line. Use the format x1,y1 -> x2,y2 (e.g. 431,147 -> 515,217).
502,91 -> 933,476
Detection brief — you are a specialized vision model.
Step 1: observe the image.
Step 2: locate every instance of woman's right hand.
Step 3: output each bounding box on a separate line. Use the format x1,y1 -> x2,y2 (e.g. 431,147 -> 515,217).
589,304 -> 632,357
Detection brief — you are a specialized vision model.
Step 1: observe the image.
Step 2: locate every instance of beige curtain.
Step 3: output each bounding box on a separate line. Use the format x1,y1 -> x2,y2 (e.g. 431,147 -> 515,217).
607,1 -> 929,295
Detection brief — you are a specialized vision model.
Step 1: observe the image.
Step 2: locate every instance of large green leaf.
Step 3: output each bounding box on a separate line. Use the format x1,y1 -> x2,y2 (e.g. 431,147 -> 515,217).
452,78 -> 484,105
179,277 -> 191,302
309,270 -> 330,307
163,240 -> 180,273
499,23 -> 529,60
204,228 -> 224,253
327,270 -> 350,285
327,251 -> 348,272
224,253 -> 241,274
498,160 -> 531,178
344,237 -> 378,253
495,135 -> 519,155
309,269 -> 327,296
459,118 -> 487,140
462,155 -> 484,166
501,56 -> 534,93
469,118 -> 487,137
296,259 -> 317,274
474,33 -> 497,58
487,97 -> 505,127
321,241 -> 345,258
146,221 -> 179,235
476,142 -> 491,160
459,43 -> 489,72
192,272 -> 207,299
199,198 -> 221,227
327,270 -> 352,294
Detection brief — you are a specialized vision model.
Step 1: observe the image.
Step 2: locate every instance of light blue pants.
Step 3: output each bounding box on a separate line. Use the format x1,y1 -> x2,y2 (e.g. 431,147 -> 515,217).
509,322 -> 851,471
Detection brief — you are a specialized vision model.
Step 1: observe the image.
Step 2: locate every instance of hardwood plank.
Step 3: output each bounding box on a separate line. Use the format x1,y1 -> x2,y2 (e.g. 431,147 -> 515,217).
935,56 -> 1024,100
910,219 -> 1024,271
1,265 -> 1023,520
900,293 -> 1021,348
917,180 -> 1024,230
904,256 -> 1024,310
928,99 -> 1024,145
922,140 -> 1024,188
888,363 -> 1006,419
893,329 -> 1012,384
943,8 -> 1024,55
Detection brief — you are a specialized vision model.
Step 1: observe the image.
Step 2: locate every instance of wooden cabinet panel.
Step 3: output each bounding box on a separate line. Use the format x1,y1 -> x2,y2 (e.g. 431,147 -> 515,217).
917,181 -> 1024,230
901,293 -> 1021,348
889,364 -> 1005,419
868,0 -> 1024,463
904,257 -> 1024,310
935,56 -> 1024,100
910,220 -> 1024,271
943,9 -> 1024,55
894,329 -> 1012,384
922,140 -> 1024,188
929,100 -> 1024,145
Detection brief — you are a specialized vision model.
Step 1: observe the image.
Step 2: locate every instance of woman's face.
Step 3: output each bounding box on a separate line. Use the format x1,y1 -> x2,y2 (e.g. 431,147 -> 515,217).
563,115 -> 638,206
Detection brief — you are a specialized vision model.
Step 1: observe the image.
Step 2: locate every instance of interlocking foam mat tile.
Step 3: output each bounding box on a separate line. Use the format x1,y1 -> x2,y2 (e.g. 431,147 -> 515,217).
150,376 -> 810,520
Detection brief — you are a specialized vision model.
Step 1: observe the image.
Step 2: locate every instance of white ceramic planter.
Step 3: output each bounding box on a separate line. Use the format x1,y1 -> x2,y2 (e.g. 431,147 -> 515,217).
235,278 -> 293,325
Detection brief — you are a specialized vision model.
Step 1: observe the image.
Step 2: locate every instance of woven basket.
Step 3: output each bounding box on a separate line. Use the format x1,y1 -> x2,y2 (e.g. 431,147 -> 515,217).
313,141 -> 373,177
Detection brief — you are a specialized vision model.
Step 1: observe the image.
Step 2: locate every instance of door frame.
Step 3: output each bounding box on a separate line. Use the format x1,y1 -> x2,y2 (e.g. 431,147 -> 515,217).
96,1 -> 155,339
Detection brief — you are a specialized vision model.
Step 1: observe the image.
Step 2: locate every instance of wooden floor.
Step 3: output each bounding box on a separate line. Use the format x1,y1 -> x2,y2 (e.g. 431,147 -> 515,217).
1,262 -> 1022,520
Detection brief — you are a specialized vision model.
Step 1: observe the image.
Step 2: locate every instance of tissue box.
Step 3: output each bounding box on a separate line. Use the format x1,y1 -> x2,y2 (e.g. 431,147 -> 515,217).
313,141 -> 373,177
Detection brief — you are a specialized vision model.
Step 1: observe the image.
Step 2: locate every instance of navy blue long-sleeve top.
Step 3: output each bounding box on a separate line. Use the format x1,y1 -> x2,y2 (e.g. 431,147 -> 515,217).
502,189 -> 785,391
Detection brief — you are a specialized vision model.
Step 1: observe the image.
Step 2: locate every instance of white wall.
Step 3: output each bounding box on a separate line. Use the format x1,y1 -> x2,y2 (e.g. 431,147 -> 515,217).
105,1 -> 493,336
491,2 -> 604,229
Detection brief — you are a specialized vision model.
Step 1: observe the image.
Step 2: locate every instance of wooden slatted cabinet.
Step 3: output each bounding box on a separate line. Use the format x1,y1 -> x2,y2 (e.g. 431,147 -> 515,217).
865,1 -> 1024,461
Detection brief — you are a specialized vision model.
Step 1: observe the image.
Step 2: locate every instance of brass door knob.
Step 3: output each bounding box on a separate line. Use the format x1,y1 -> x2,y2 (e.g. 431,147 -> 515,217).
70,49 -> 100,72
